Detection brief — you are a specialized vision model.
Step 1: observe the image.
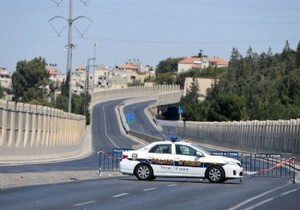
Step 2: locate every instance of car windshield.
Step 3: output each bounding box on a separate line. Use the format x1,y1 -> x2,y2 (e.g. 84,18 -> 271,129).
191,144 -> 211,156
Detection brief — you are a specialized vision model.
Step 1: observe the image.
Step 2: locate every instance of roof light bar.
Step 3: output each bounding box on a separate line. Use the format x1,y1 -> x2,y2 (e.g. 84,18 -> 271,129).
169,136 -> 181,142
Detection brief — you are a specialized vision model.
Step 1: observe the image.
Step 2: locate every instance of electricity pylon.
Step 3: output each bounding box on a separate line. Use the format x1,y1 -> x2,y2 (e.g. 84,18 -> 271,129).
49,0 -> 92,113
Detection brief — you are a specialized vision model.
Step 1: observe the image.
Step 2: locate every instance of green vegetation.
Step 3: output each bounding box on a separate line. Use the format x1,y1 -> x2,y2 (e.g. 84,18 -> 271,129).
11,57 -> 91,124
12,57 -> 51,105
156,57 -> 184,75
180,41 -> 300,121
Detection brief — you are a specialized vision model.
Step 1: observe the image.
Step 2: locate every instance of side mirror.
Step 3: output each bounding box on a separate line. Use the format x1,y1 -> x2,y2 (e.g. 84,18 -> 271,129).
196,151 -> 203,157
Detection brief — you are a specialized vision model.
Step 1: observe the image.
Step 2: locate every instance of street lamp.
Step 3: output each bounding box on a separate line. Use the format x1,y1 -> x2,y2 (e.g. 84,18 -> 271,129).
84,57 -> 96,116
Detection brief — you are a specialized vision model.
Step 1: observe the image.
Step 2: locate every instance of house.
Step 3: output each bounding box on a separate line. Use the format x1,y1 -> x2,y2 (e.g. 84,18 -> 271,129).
94,66 -> 127,89
177,50 -> 228,73
47,66 -> 66,89
0,67 -> 12,89
117,59 -> 155,84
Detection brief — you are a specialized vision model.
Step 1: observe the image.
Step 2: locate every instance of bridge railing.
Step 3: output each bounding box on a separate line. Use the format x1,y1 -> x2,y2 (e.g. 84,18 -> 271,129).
92,85 -> 181,103
177,120 -> 300,154
0,100 -> 86,161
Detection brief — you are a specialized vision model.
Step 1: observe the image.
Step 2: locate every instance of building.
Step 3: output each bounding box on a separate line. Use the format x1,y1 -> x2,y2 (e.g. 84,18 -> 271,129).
117,59 -> 154,84
94,66 -> 127,89
47,66 -> 66,89
177,50 -> 228,74
93,59 -> 155,90
184,77 -> 217,101
0,67 -> 12,89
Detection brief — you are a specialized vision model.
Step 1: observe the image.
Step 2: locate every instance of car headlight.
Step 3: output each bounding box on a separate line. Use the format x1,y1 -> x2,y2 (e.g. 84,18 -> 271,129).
225,161 -> 238,166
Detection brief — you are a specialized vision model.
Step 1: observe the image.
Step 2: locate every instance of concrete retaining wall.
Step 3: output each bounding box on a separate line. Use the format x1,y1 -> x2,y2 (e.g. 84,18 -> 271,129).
0,100 -> 86,162
92,85 -> 181,102
177,120 -> 300,154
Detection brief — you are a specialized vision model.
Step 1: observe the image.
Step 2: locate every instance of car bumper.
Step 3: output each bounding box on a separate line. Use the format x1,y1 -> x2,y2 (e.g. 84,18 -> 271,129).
119,160 -> 137,175
223,165 -> 243,178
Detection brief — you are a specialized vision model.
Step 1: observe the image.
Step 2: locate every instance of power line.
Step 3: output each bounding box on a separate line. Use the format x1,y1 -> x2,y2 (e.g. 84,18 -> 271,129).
82,36 -> 300,45
82,5 -> 300,25
168,0 -> 300,10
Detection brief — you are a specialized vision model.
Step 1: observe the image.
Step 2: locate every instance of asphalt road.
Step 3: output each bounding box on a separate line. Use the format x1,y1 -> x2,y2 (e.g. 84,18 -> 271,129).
124,100 -> 177,140
1,98 -> 299,210
0,176 -> 299,210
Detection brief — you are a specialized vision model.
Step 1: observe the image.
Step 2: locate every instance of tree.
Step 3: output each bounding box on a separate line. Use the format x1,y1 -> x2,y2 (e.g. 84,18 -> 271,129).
156,57 -> 184,75
0,85 -> 4,99
12,57 -> 49,102
156,73 -> 174,85
295,42 -> 300,68
179,78 -> 203,121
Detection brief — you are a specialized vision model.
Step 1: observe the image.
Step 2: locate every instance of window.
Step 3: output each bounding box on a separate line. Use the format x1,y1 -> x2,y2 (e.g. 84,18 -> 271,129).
176,145 -> 197,156
149,144 -> 171,154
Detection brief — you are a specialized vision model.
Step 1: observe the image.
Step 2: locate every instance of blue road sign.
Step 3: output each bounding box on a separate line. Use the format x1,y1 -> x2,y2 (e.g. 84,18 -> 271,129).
126,113 -> 133,124
178,106 -> 183,114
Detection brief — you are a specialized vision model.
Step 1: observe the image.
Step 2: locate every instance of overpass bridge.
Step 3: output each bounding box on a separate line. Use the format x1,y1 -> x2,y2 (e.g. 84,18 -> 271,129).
0,84 -> 299,163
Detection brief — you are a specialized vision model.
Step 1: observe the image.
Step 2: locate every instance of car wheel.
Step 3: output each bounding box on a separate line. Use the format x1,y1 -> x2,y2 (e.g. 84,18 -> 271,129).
206,166 -> 225,183
135,164 -> 153,180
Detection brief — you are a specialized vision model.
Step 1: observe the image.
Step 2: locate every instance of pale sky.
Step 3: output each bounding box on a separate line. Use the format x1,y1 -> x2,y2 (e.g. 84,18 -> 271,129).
1,0 -> 299,73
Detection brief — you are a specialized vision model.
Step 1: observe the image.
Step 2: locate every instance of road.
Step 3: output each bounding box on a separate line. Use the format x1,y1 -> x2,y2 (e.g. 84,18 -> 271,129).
124,100 -> 178,140
1,98 -> 299,210
0,176 -> 299,210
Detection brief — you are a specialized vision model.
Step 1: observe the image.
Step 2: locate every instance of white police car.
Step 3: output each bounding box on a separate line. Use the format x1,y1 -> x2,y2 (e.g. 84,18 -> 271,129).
120,138 -> 243,183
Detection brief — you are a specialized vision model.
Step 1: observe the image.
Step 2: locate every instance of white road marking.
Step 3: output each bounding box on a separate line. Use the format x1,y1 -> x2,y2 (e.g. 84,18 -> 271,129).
243,187 -> 300,210
167,184 -> 177,187
280,187 -> 299,196
143,188 -> 157,191
243,197 -> 274,210
227,183 -> 290,210
112,193 -> 129,198
73,200 -> 97,207
102,105 -> 119,148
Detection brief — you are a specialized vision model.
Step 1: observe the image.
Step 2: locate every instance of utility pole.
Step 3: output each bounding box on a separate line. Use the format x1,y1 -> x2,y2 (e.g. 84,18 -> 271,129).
66,0 -> 73,113
84,57 -> 95,116
49,0 -> 92,113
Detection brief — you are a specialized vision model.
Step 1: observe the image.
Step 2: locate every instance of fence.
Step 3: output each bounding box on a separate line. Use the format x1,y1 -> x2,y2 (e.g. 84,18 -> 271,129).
241,154 -> 295,180
97,148 -> 131,176
177,120 -> 300,154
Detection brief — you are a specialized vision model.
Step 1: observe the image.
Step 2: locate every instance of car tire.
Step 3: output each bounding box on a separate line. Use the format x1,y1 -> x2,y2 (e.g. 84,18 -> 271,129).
206,166 -> 225,183
134,164 -> 153,180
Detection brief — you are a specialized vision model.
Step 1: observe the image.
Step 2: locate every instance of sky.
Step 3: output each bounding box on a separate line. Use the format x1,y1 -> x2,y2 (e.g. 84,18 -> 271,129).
0,0 -> 300,73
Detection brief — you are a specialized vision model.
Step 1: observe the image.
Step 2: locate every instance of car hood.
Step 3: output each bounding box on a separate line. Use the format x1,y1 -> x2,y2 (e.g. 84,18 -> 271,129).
203,155 -> 240,164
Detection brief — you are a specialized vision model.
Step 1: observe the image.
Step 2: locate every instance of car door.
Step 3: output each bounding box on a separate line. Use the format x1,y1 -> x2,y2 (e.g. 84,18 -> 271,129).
173,144 -> 205,177
146,143 -> 174,175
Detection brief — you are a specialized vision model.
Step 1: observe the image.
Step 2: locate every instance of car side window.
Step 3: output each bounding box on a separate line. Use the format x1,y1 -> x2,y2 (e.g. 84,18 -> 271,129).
176,145 -> 197,156
149,144 -> 171,154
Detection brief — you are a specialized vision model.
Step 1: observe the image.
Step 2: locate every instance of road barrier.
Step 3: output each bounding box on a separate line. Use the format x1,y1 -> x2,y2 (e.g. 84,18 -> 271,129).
97,148 -> 296,183
97,148 -> 131,176
241,154 -> 296,183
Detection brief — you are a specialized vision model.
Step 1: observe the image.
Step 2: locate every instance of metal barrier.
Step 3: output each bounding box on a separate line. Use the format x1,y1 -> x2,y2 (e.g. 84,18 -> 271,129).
97,148 -> 296,183
97,148 -> 131,176
241,154 -> 296,181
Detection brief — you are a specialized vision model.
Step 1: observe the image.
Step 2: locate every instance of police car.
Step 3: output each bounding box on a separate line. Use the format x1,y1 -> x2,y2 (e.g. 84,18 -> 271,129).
120,138 -> 243,183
